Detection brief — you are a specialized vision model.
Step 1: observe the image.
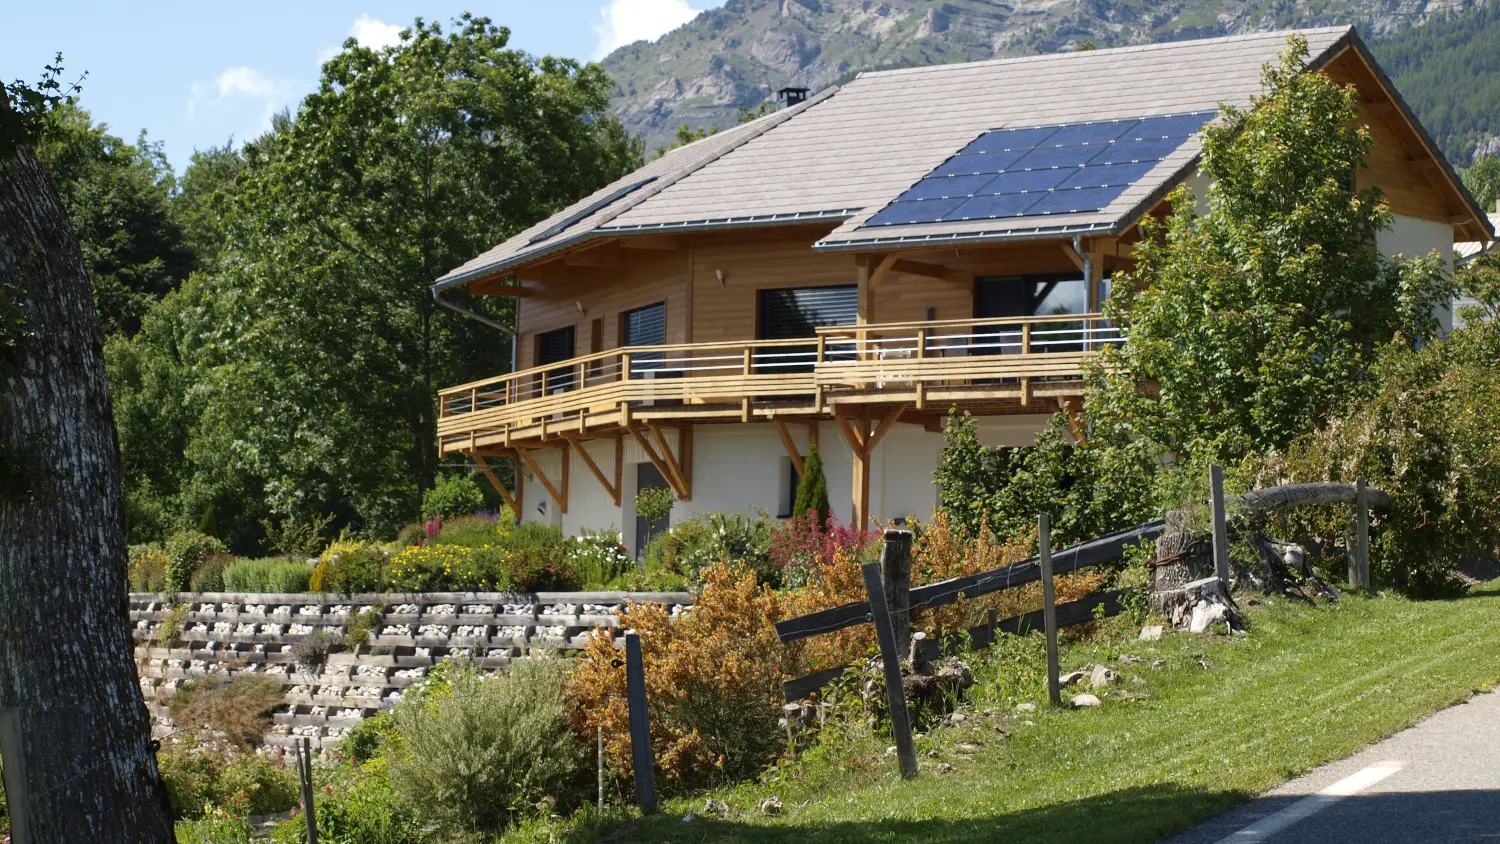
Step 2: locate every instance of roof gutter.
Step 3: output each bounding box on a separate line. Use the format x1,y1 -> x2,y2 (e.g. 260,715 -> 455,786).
431,286 -> 515,335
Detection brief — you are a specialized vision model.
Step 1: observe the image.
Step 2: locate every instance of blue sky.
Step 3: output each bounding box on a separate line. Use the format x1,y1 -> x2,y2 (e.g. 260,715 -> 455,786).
7,0 -> 723,171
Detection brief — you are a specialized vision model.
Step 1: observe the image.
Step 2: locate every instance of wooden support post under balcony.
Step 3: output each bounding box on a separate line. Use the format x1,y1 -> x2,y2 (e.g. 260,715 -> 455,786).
471,454 -> 518,516
835,404 -> 908,529
563,433 -> 621,507
773,418 -> 805,475
515,443 -> 569,515
628,424 -> 692,501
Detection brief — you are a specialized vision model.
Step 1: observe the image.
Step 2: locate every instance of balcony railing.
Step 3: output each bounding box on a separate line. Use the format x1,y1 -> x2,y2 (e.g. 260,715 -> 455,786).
437,314 -> 1121,453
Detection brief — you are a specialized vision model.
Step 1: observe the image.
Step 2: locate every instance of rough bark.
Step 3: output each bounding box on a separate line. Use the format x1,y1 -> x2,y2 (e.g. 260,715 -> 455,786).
1150,510 -> 1212,614
0,142 -> 175,839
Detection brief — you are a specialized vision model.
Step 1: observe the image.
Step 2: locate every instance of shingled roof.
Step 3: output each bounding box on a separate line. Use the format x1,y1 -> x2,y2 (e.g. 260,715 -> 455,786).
435,25 -> 1458,288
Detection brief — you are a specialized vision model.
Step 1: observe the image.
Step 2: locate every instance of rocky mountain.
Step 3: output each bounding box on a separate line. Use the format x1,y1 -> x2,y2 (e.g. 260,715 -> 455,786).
600,0 -> 1476,159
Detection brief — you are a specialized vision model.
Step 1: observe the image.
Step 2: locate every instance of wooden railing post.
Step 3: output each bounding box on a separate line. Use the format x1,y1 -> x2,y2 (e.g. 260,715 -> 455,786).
916,328 -> 927,359
624,633 -> 657,813
1210,464 -> 1231,591
881,530 -> 914,658
1040,514 -> 1061,707
620,352 -> 632,382
816,335 -> 827,363
861,561 -> 918,780
1353,476 -> 1370,588
742,346 -> 753,376
575,361 -> 587,390
1021,322 -> 1032,355
297,736 -> 319,844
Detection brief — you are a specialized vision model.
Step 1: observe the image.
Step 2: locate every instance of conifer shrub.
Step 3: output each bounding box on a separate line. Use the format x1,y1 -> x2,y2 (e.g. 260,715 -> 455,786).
792,441 -> 831,526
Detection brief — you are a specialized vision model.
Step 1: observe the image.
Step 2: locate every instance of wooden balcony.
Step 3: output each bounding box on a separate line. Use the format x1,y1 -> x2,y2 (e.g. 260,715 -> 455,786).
437,313 -> 1120,458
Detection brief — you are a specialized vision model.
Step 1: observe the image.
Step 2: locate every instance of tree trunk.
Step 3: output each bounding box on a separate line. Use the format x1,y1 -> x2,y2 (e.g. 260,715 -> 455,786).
0,143 -> 175,839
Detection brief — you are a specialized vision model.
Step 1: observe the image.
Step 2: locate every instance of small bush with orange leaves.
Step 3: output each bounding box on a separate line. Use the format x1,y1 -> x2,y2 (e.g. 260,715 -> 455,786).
568,563 -> 789,795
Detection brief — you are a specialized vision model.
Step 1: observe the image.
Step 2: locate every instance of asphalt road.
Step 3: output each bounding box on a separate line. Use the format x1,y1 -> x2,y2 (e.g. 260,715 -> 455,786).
1163,687 -> 1500,843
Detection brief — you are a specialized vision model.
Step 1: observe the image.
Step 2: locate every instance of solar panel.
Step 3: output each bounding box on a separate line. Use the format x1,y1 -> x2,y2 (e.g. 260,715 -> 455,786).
866,198 -> 966,227
901,174 -> 999,201
864,111 -> 1213,228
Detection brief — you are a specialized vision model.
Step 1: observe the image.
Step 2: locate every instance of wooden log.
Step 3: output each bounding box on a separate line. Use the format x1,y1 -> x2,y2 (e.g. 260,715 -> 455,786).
1040,515 -> 1061,707
861,562 -> 918,780
1229,482 -> 1391,516
624,633 -> 657,812
1354,476 -> 1370,589
881,530 -> 914,659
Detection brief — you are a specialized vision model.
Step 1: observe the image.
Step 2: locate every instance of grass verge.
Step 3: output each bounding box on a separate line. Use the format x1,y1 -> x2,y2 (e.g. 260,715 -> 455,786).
546,586 -> 1500,844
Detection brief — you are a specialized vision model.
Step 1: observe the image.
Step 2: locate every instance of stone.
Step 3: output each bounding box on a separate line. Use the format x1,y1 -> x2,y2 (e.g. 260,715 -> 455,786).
926,749 -> 940,758
1015,702 -> 1037,712
1120,654 -> 1144,665
934,762 -> 955,774
886,745 -> 898,756
1071,693 -> 1103,708
956,742 -> 982,752
1189,601 -> 1228,633
1088,664 -> 1119,688
949,712 -> 967,724
1058,670 -> 1087,687
760,796 -> 783,816
1139,625 -> 1164,641
703,799 -> 729,817
681,814 -> 699,823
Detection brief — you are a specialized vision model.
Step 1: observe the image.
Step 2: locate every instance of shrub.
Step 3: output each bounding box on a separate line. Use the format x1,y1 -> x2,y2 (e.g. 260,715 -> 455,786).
635,486 -> 675,552
499,522 -> 575,590
647,511 -> 776,585
291,631 -> 337,676
386,544 -> 508,592
165,531 -> 229,592
422,473 -> 486,520
571,563 -> 786,795
386,659 -> 586,836
393,521 -> 426,548
792,442 -> 831,527
566,530 -> 633,588
430,513 -> 509,548
768,511 -> 882,586
190,553 -> 234,593
158,738 -> 297,820
345,606 -> 384,650
310,545 -> 388,594
270,758 -> 424,844
260,513 -> 335,558
129,543 -> 169,592
168,675 -> 286,750
221,559 -> 313,593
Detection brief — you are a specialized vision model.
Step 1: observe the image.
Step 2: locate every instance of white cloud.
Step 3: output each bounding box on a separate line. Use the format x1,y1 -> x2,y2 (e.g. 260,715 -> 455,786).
351,14 -> 404,50
594,0 -> 699,58
186,66 -> 287,139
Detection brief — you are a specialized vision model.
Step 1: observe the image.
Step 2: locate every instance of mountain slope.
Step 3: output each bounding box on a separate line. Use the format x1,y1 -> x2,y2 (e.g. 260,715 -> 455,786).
600,0 -> 1482,161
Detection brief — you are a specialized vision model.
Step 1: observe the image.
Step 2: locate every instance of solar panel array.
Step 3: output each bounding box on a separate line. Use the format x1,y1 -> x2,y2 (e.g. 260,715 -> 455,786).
864,112 -> 1214,228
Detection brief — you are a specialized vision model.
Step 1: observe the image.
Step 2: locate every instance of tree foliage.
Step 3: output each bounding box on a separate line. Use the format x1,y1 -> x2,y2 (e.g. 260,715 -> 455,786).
1091,35 -> 1453,468
105,15 -> 641,550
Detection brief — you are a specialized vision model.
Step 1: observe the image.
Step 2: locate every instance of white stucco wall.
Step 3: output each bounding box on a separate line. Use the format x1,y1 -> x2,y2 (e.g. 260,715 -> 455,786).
1377,212 -> 1456,333
516,413 -> 1061,538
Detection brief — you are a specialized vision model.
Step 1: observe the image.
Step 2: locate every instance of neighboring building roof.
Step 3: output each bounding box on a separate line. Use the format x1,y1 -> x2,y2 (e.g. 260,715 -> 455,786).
1457,210 -> 1500,263
435,25 -> 1486,289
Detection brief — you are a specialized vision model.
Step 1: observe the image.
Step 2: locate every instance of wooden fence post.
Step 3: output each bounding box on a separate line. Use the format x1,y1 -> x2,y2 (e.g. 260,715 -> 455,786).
861,561 -> 918,780
1353,476 -> 1370,589
0,708 -> 30,844
597,724 -> 605,810
624,633 -> 658,812
1039,515 -> 1061,707
881,530 -> 914,659
1210,463 -> 1231,591
298,737 -> 318,844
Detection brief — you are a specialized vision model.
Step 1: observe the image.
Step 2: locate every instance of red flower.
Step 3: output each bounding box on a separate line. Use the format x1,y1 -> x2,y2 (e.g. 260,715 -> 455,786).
325,786 -> 333,794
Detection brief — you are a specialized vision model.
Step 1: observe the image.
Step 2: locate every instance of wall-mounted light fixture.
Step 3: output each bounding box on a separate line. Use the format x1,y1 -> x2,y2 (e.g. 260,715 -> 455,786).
716,269 -> 726,289
575,300 -> 585,314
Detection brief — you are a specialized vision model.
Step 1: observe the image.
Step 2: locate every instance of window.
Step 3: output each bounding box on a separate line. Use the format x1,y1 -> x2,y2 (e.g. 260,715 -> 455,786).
974,274 -> 1111,354
622,302 -> 666,371
757,285 -> 858,372
536,326 -> 575,393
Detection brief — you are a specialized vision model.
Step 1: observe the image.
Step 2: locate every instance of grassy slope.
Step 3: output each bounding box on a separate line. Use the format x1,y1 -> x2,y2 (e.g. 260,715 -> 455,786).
606,586 -> 1500,844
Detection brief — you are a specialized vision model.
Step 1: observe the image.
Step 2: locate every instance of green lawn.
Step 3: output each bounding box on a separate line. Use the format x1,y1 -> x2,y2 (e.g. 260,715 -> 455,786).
591,585 -> 1500,844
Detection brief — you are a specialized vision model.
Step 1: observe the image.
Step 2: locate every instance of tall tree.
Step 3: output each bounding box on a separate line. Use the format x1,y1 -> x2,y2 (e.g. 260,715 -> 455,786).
109,14 -> 642,547
33,103 -> 193,336
0,65 -> 175,840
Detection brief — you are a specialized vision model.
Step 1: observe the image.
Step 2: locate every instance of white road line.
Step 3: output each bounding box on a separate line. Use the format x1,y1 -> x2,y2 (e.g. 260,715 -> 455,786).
1213,762 -> 1405,843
